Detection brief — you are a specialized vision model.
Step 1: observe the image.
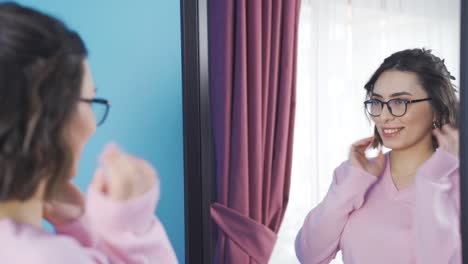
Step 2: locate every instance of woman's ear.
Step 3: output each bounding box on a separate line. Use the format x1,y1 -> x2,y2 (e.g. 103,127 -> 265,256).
432,111 -> 442,128
432,110 -> 438,122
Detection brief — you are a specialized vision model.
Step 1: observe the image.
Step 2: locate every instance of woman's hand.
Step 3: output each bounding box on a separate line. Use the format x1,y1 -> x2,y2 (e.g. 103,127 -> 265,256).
90,143 -> 158,201
43,181 -> 85,226
43,143 -> 159,226
433,124 -> 459,158
349,136 -> 385,177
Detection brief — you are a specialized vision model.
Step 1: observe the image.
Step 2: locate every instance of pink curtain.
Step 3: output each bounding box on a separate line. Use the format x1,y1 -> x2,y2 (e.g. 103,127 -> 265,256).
209,0 -> 301,263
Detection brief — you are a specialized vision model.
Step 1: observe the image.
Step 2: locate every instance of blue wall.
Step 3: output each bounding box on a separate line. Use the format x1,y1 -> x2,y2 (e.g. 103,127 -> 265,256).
12,1 -> 185,262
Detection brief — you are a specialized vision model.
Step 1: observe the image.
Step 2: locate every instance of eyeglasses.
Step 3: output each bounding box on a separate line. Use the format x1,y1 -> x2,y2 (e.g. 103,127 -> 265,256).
364,98 -> 432,117
79,98 -> 110,126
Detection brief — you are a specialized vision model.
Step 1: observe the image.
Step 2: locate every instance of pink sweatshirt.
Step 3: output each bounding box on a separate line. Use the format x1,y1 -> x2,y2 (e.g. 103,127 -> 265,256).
295,149 -> 461,264
0,184 -> 178,263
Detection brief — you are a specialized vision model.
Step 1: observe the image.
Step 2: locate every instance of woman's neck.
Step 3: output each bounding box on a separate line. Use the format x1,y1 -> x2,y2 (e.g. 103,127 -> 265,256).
390,138 -> 434,188
0,181 -> 45,227
0,199 -> 43,227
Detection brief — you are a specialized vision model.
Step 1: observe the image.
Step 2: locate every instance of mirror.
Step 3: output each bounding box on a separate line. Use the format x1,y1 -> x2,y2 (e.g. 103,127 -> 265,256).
182,0 -> 467,263
273,0 -> 462,263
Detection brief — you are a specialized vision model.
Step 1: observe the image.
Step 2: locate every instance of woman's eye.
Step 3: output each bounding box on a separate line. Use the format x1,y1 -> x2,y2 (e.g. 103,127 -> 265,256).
393,99 -> 408,105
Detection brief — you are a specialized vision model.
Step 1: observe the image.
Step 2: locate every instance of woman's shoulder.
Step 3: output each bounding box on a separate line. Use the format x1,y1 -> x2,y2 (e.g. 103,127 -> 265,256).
0,219 -> 97,263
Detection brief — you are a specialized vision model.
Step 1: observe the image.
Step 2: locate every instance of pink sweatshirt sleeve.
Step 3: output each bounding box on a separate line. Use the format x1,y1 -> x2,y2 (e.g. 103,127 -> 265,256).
295,161 -> 378,263
414,149 -> 461,264
55,185 -> 178,264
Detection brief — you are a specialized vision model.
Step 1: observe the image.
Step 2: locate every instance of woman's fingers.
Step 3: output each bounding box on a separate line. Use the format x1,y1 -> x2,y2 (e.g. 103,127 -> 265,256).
349,136 -> 385,177
99,143 -> 133,176
43,201 -> 83,224
441,124 -> 454,132
46,181 -> 84,207
442,124 -> 459,142
432,128 -> 444,141
90,168 -> 107,194
351,148 -> 365,160
95,143 -> 158,201
126,155 -> 158,192
433,127 -> 453,146
433,125 -> 459,157
440,124 -> 457,138
350,136 -> 373,152
352,136 -> 374,148
43,182 -> 85,225
351,137 -> 373,153
350,145 -> 369,170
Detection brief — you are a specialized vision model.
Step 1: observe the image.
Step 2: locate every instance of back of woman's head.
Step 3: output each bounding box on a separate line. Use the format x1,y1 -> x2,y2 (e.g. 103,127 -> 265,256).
0,3 -> 87,201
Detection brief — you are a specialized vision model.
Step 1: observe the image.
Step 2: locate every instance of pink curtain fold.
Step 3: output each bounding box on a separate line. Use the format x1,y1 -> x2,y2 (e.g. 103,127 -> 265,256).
209,0 -> 301,263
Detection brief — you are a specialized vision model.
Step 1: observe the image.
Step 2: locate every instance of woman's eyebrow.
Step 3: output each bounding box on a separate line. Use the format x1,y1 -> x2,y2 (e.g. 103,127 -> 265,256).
390,91 -> 412,97
371,91 -> 412,98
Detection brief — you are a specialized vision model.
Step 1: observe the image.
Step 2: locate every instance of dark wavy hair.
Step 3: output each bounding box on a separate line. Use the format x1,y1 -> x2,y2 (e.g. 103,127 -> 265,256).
0,3 -> 87,200
364,48 -> 459,149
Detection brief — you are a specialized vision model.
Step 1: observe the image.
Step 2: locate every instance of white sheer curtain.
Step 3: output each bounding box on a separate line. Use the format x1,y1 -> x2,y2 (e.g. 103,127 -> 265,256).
269,0 -> 460,263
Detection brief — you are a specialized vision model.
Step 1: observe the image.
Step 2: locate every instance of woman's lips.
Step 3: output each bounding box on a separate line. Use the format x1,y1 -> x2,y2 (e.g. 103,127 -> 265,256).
381,127 -> 404,137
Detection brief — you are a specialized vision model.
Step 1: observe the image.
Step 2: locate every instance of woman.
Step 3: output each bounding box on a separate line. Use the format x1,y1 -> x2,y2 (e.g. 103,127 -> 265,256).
295,48 -> 460,264
0,3 -> 177,263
